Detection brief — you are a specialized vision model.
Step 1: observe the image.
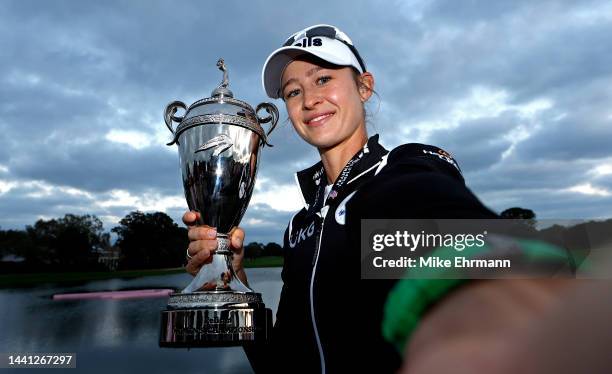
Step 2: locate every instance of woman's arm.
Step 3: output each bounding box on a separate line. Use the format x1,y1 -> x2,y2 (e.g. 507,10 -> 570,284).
400,279 -> 574,374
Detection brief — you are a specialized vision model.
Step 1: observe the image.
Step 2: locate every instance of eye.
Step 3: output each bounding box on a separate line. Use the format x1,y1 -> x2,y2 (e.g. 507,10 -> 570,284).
316,76 -> 331,85
284,88 -> 301,100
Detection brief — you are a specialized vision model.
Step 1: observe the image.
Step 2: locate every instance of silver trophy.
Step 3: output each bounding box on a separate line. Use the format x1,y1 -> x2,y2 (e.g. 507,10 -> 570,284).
159,59 -> 278,347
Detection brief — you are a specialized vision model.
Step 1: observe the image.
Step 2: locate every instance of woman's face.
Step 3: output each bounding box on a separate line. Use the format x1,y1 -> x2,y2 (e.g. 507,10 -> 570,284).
280,57 -> 373,152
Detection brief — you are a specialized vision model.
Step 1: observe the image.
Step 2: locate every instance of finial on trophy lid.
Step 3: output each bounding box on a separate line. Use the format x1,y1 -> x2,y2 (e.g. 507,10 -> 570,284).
211,58 -> 234,98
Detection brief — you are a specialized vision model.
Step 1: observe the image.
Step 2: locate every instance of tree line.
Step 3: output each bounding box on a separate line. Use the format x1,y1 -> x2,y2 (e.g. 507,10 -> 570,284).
0,211 -> 283,274
1,207 -> 610,274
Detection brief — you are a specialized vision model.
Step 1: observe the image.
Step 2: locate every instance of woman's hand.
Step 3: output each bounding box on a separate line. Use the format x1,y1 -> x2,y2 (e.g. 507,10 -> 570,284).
400,279 -> 572,374
183,211 -> 248,286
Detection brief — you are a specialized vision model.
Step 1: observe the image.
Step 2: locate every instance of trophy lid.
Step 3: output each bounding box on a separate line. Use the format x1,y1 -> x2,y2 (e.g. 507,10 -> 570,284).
165,58 -> 278,147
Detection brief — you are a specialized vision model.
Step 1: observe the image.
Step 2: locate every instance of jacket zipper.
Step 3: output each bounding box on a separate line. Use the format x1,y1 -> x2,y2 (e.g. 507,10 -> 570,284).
310,207 -> 328,374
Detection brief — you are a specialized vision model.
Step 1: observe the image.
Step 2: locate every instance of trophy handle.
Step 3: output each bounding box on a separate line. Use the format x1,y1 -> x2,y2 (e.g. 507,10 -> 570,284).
164,100 -> 187,146
256,102 -> 279,147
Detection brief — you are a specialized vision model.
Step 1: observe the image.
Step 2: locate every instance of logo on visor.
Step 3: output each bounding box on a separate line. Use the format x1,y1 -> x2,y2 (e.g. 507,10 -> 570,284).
294,37 -> 323,48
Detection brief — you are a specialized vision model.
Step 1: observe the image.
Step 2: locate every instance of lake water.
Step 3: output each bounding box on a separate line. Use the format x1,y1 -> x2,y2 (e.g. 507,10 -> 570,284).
0,268 -> 283,373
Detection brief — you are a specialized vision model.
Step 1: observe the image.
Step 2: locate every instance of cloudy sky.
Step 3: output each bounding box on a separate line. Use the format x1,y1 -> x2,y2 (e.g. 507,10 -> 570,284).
1,0 -> 611,244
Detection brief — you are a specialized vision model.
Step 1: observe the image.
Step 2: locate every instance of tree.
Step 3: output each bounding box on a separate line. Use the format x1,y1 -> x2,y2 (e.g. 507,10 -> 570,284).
244,242 -> 264,259
500,207 -> 537,228
264,242 -> 283,256
0,229 -> 32,273
112,211 -> 187,269
25,214 -> 109,270
0,229 -> 31,258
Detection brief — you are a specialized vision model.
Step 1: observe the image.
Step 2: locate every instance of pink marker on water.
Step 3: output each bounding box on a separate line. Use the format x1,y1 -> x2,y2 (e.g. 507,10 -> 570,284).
53,289 -> 174,300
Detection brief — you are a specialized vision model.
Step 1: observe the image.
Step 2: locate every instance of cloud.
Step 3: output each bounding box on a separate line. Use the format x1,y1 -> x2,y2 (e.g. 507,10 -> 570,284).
565,183 -> 611,197
240,203 -> 295,244
105,130 -> 154,150
0,0 -> 611,244
8,140 -> 181,193
513,112 -> 612,162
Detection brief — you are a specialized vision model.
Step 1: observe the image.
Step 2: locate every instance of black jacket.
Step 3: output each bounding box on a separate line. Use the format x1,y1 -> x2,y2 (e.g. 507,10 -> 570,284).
246,134 -> 497,373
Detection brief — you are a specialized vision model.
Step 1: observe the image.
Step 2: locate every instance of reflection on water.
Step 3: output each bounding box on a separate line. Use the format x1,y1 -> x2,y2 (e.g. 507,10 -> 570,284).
0,268 -> 282,374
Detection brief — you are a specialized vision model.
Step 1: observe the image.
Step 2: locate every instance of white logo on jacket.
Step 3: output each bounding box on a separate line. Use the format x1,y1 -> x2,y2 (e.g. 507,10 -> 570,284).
335,191 -> 357,225
289,221 -> 316,248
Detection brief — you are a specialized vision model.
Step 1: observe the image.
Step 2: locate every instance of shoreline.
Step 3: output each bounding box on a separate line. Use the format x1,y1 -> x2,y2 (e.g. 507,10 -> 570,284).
0,256 -> 283,288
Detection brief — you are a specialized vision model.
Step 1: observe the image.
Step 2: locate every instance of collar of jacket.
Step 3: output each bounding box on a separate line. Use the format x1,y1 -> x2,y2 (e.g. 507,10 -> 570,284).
294,134 -> 389,211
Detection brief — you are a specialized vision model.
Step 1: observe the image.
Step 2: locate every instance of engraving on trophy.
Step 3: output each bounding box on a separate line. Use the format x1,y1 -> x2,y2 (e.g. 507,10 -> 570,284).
195,134 -> 234,156
159,58 -> 277,347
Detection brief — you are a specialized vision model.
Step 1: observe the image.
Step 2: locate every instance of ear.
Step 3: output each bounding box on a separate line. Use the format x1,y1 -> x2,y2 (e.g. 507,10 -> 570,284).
358,72 -> 375,102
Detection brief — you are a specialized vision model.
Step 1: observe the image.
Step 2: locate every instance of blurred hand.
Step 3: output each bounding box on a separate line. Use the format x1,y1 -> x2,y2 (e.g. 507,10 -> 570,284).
183,211 -> 248,285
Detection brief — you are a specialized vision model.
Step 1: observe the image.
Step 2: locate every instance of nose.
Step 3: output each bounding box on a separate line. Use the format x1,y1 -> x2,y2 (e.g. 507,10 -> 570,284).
302,88 -> 322,109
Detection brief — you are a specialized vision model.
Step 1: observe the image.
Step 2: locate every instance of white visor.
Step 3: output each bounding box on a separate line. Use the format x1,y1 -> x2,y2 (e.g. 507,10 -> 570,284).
262,26 -> 365,99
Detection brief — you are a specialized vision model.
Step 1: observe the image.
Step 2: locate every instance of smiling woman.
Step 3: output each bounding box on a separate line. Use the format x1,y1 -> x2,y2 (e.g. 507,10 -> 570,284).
280,57 -> 372,168
180,23 -> 575,374
179,23 -> 484,373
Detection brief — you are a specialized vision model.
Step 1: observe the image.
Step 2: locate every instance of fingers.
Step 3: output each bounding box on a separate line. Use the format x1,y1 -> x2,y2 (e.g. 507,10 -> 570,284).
184,218 -> 218,276
228,227 -> 245,275
187,237 -> 218,257
182,211 -> 201,227
185,239 -> 217,276
229,226 -> 245,249
183,223 -> 246,277
188,226 -> 217,241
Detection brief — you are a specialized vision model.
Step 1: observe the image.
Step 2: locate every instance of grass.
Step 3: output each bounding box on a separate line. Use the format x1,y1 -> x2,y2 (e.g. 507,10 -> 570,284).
0,256 -> 283,288
243,256 -> 284,268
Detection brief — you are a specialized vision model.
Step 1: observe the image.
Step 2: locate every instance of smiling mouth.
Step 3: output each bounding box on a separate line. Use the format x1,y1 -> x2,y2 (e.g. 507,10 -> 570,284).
305,113 -> 334,126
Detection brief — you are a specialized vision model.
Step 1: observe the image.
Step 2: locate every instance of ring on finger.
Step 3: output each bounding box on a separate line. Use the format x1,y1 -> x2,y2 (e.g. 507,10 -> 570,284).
186,247 -> 193,261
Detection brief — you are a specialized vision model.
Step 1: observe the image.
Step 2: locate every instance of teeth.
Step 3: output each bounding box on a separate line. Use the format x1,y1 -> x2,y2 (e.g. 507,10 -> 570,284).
308,113 -> 332,123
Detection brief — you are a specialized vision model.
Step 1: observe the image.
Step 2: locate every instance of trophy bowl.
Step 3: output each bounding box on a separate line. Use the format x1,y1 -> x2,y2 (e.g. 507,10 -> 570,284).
159,59 -> 278,347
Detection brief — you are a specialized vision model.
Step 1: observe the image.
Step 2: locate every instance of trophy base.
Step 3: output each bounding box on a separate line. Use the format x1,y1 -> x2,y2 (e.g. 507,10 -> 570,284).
159,291 -> 272,347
